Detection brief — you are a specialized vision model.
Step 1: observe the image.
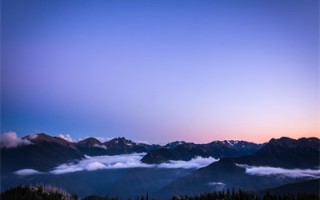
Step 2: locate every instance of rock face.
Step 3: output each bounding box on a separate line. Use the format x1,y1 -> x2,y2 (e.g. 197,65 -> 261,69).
141,140 -> 264,164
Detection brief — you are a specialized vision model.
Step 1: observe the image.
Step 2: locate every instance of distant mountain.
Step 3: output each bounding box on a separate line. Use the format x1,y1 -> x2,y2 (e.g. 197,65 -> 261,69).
160,137 -> 320,197
103,137 -> 161,155
76,137 -> 108,156
1,133 -> 83,173
141,140 -> 263,164
236,137 -> 320,168
164,141 -> 186,149
77,137 -> 161,156
1,134 -> 160,174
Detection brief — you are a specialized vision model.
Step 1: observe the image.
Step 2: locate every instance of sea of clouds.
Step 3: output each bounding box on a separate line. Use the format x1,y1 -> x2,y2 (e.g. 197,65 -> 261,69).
236,164 -> 320,178
14,153 -> 219,175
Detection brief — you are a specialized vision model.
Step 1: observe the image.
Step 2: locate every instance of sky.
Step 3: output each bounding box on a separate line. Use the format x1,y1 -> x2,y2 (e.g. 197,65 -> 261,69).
1,0 -> 319,144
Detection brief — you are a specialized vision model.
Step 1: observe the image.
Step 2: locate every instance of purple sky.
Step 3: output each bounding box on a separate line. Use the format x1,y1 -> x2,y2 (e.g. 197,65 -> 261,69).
1,0 -> 319,143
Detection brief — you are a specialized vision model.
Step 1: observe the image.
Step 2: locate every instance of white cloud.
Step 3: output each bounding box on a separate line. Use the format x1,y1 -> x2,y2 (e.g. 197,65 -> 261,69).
50,153 -> 150,174
0,131 -> 32,148
26,134 -> 38,140
93,144 -> 107,149
58,134 -> 74,142
208,182 -> 226,191
49,153 -> 217,175
85,161 -> 107,171
14,169 -> 43,176
157,156 -> 218,169
236,164 -> 320,178
208,182 -> 225,186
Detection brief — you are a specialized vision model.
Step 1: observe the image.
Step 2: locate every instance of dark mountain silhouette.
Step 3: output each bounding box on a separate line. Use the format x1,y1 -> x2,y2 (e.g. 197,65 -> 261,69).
141,140 -> 263,164
235,137 -> 320,168
76,137 -> 108,156
164,141 -> 186,149
1,134 -> 160,173
103,137 -> 160,155
160,137 -> 320,197
1,133 -> 83,173
77,137 -> 162,156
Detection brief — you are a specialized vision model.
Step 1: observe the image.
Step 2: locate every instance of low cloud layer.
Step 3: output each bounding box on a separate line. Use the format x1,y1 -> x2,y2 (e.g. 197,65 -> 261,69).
0,132 -> 32,148
157,156 -> 218,169
93,144 -> 107,149
236,164 -> 320,178
14,169 -> 43,176
48,153 -> 218,175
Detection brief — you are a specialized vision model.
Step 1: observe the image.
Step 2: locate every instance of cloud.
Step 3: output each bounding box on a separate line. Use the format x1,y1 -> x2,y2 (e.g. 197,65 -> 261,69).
50,153 -> 217,175
58,134 -> 74,142
26,134 -> 38,140
50,153 -> 149,174
208,182 -> 226,191
14,169 -> 43,176
236,164 -> 320,178
0,131 -> 32,148
93,144 -> 107,149
157,156 -> 218,169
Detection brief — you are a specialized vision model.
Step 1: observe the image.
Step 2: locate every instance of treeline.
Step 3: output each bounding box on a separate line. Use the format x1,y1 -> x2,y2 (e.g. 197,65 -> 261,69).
1,186 -> 319,200
0,185 -> 79,200
171,190 -> 319,200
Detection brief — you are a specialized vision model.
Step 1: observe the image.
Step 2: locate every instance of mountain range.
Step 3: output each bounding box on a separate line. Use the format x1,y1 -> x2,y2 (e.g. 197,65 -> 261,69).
1,133 -> 264,174
1,133 -> 319,198
158,137 -> 320,197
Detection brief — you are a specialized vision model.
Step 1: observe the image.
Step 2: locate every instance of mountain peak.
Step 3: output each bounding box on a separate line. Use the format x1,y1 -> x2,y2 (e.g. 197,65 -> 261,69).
105,137 -> 136,147
165,141 -> 186,149
77,137 -> 102,146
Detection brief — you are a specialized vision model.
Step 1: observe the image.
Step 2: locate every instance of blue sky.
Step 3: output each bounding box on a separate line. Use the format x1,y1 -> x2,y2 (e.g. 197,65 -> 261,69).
1,0 -> 319,143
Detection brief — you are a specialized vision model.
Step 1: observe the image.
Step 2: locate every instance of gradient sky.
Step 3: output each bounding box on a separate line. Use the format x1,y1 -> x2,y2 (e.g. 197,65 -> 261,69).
1,0 -> 319,144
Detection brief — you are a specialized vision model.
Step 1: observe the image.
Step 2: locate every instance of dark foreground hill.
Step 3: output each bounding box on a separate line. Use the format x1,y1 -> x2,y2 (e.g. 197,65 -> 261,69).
260,178 -> 320,196
0,185 -> 78,200
2,183 -> 319,200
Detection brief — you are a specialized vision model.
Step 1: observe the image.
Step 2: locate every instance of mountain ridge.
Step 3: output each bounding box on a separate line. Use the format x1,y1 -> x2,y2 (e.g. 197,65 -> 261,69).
1,133 -> 318,174
159,136 -> 320,197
